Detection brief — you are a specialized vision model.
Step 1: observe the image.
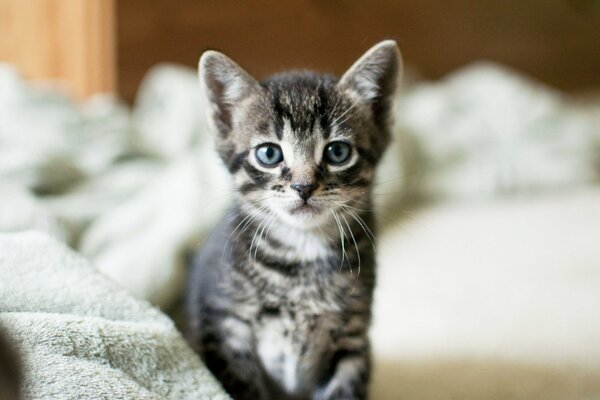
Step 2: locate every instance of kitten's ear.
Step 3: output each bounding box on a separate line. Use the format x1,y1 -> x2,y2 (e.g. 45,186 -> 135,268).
199,50 -> 261,136
338,40 -> 403,128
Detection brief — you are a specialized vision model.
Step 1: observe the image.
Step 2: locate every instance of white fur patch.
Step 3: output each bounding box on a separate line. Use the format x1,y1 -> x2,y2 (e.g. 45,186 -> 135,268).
269,223 -> 332,262
257,319 -> 300,394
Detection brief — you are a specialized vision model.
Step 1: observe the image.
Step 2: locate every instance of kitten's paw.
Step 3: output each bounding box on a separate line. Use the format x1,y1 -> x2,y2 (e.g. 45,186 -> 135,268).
315,384 -> 364,400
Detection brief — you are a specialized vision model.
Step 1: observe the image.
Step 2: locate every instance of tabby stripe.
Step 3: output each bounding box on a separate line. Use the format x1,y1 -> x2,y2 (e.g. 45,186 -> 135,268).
242,162 -> 271,185
334,161 -> 364,184
227,150 -> 249,173
239,182 -> 258,194
254,247 -> 301,276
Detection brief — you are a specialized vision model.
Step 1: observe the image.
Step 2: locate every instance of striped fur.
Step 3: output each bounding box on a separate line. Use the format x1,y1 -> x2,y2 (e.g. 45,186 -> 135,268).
186,41 -> 402,400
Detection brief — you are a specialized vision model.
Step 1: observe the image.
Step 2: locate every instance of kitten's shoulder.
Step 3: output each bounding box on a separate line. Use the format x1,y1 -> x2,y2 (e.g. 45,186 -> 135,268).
186,208 -> 238,317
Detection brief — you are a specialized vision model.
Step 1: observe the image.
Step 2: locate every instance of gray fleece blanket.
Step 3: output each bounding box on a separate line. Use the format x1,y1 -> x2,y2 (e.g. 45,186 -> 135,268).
0,231 -> 229,399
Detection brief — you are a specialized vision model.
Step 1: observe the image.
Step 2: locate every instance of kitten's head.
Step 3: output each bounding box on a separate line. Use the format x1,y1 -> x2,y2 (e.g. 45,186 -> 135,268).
199,41 -> 402,229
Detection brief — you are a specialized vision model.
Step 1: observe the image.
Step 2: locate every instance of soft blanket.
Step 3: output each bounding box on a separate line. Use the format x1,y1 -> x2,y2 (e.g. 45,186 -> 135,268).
0,231 -> 228,399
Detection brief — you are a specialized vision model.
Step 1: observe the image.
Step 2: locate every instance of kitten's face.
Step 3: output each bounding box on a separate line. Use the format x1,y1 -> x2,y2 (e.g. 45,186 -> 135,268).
200,41 -> 402,229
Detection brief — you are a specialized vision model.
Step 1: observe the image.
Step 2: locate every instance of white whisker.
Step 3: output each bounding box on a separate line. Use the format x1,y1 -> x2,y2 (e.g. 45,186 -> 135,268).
340,211 -> 360,277
342,205 -> 376,253
330,209 -> 348,272
331,100 -> 357,127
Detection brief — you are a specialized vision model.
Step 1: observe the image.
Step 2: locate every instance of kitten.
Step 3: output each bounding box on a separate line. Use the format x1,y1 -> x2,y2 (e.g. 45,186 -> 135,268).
185,41 -> 402,400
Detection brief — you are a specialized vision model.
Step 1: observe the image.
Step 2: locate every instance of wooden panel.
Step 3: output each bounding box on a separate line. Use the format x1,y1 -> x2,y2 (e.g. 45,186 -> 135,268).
0,0 -> 116,99
117,0 -> 600,102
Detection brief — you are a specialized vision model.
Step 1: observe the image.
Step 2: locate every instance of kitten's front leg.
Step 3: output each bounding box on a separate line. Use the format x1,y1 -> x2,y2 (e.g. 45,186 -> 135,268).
200,315 -> 269,400
314,347 -> 370,400
203,347 -> 268,400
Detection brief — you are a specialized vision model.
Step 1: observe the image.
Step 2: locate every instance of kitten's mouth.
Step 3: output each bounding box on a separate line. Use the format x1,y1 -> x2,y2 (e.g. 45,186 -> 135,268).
281,200 -> 330,228
290,201 -> 320,215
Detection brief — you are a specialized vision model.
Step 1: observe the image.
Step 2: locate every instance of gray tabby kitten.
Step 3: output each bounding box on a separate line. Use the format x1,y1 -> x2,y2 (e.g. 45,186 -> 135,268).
185,40 -> 402,400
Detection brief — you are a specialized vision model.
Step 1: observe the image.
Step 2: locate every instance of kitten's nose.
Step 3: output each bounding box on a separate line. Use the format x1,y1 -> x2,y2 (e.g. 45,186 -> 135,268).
291,182 -> 319,201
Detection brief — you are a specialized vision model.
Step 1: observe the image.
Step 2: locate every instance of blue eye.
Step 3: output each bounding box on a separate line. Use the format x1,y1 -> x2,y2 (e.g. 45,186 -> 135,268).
256,143 -> 283,167
324,141 -> 352,165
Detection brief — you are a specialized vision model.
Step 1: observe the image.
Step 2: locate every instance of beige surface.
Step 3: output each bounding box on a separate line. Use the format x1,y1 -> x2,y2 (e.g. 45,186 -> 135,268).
371,359 -> 600,400
371,189 -> 600,398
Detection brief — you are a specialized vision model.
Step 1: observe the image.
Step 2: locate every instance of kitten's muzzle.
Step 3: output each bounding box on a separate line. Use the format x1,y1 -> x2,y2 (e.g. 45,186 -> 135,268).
291,182 -> 319,201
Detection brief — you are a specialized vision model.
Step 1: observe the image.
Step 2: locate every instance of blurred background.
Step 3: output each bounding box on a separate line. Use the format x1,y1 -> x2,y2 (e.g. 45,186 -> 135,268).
1,1 -> 600,399
1,0 -> 600,100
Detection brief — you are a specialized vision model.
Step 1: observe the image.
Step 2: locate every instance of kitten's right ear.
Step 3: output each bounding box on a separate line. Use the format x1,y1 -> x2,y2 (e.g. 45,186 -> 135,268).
199,51 -> 261,136
338,40 -> 402,131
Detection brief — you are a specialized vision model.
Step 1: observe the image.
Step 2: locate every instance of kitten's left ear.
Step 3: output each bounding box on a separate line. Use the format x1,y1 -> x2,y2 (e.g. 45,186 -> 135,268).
199,50 -> 262,137
338,40 -> 403,128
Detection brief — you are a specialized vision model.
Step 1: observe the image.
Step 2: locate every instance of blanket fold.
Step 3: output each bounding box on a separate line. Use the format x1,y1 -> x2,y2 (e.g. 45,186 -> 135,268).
0,231 -> 229,400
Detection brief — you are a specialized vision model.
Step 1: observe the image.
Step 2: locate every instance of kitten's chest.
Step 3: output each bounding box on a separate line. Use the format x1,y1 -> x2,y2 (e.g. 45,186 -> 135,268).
244,226 -> 370,394
255,293 -> 341,396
